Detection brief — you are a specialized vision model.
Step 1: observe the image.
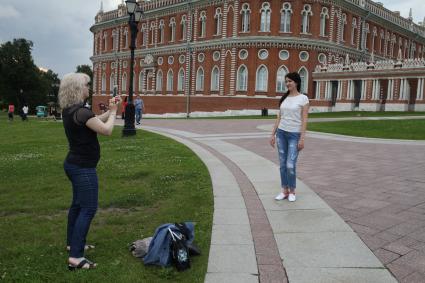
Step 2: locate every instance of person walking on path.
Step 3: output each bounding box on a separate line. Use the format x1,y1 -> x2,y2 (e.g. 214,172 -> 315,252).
134,95 -> 145,125
58,73 -> 120,270
270,72 -> 309,202
21,105 -> 29,121
8,103 -> 15,121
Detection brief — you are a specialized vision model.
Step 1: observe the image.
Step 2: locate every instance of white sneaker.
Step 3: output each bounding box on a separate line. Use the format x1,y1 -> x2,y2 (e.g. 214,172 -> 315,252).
288,193 -> 296,202
275,192 -> 287,201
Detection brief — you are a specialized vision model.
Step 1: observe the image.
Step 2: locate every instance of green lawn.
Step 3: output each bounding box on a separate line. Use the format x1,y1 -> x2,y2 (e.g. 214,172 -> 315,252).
0,116 -> 213,282
308,119 -> 425,140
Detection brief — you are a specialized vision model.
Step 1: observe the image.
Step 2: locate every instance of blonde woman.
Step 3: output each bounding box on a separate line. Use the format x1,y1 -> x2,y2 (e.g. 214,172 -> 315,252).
58,73 -> 120,270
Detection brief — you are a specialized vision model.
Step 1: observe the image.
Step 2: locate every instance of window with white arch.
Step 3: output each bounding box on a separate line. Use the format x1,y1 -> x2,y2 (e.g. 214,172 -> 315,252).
199,11 -> 207,37
121,72 -> 127,92
256,65 -> 268,92
139,71 -> 145,92
211,66 -> 220,91
177,68 -> 185,91
169,18 -> 176,42
320,7 -> 329,36
158,20 -> 164,43
167,69 -> 173,91
260,2 -> 271,32
236,65 -> 248,91
101,73 -> 106,92
214,8 -> 222,35
301,4 -> 313,34
276,66 -> 288,93
351,18 -> 357,45
181,15 -> 187,40
196,67 -> 204,91
240,3 -> 250,32
341,14 -> 347,41
299,67 -> 308,94
109,73 -> 115,94
280,3 -> 292,32
156,70 -> 163,91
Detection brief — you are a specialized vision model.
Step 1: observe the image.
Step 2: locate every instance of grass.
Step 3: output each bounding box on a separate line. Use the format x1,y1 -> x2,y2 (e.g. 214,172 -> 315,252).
0,115 -> 213,282
308,119 -> 425,140
144,111 -> 425,120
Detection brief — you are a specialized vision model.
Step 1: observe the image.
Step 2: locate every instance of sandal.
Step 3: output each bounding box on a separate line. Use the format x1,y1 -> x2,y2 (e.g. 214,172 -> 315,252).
68,258 -> 97,271
66,245 -> 95,252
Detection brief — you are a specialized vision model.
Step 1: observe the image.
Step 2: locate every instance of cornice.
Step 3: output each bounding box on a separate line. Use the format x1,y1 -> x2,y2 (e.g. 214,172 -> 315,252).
90,36 -> 384,63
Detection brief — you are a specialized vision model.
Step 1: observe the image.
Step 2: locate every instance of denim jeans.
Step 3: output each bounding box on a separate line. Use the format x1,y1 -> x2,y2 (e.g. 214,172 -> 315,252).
64,161 -> 98,258
276,129 -> 301,191
135,108 -> 142,124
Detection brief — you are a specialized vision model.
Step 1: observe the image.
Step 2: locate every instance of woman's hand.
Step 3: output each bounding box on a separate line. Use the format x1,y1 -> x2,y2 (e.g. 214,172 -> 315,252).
298,139 -> 305,151
108,97 -> 119,112
270,135 -> 276,148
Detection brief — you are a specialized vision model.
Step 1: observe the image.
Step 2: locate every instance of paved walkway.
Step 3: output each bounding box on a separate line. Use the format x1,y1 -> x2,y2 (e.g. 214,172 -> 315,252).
121,117 -> 424,282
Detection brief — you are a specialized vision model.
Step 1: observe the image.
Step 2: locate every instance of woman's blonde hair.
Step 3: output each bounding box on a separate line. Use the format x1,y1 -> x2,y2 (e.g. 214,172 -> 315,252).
58,73 -> 90,109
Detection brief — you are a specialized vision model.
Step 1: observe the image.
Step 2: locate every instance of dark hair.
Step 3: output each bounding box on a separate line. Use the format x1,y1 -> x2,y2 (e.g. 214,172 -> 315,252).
278,72 -> 302,106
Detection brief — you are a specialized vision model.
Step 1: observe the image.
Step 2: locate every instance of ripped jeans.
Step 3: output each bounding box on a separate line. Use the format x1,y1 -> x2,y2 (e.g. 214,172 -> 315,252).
276,129 -> 301,192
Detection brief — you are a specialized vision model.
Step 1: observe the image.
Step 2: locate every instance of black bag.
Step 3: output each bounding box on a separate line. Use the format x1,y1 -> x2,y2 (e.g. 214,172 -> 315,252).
168,228 -> 190,271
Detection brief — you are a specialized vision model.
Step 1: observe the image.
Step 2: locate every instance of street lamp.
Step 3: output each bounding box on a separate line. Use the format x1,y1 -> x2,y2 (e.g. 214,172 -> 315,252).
122,0 -> 143,136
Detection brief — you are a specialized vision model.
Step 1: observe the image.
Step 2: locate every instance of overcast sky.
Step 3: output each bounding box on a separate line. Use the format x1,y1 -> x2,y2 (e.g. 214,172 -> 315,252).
0,0 -> 424,78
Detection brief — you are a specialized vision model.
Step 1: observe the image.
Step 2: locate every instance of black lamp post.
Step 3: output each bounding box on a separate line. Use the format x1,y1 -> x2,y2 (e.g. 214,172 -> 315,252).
122,0 -> 143,137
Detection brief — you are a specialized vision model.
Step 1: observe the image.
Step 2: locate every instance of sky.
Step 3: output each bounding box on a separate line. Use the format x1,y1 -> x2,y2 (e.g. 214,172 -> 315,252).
0,0 -> 424,78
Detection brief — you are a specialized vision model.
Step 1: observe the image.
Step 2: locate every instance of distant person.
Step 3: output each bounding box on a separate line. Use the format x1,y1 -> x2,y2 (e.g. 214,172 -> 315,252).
8,103 -> 15,121
269,72 -> 309,202
121,96 -> 128,119
134,95 -> 145,125
22,105 -> 29,121
49,106 -> 58,121
58,73 -> 120,270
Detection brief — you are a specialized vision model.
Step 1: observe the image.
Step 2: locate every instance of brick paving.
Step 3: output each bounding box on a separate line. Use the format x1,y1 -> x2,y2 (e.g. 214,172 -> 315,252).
143,118 -> 425,282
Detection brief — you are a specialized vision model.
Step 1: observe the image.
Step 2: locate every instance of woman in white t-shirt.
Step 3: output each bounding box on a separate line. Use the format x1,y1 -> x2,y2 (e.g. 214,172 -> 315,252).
270,72 -> 309,202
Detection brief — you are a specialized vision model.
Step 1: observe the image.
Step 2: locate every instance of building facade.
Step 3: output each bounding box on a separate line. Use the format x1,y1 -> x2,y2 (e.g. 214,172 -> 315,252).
90,0 -> 425,114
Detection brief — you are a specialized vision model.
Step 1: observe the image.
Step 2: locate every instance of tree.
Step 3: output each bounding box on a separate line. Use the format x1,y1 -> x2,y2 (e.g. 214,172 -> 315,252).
0,38 -> 59,112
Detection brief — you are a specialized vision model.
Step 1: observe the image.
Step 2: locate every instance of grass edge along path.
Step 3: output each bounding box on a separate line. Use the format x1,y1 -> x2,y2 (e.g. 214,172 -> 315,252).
0,118 -> 213,282
307,119 -> 425,140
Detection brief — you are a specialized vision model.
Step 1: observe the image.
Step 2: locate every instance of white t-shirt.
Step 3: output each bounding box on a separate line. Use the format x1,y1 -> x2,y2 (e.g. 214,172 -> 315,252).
278,94 -> 309,133
22,106 -> 28,114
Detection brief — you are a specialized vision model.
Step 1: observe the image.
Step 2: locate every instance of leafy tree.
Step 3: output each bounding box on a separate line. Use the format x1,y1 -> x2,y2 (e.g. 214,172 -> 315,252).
0,38 -> 60,113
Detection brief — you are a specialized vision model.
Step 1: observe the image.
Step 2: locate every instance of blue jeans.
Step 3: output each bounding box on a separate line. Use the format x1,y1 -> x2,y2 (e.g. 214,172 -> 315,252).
276,129 -> 301,192
135,108 -> 142,124
64,161 -> 98,258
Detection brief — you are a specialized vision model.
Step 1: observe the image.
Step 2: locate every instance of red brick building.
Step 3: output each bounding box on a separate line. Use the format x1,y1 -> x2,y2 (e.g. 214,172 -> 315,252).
90,0 -> 425,114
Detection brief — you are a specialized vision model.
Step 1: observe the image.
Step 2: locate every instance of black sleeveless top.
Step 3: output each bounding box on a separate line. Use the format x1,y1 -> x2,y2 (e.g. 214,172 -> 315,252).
62,104 -> 100,168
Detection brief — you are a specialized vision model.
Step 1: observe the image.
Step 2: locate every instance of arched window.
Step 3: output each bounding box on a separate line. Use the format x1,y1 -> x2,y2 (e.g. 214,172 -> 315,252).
167,69 -> 173,91
301,5 -> 313,34
211,66 -> 220,91
280,3 -> 292,32
121,72 -> 127,92
156,70 -> 163,91
150,22 -> 156,45
101,73 -> 106,92
260,2 -> 271,32
124,28 -> 129,48
196,67 -> 204,91
256,65 -> 268,92
214,8 -> 222,35
109,73 -> 115,93
138,71 -> 145,92
380,30 -> 385,54
351,18 -> 357,45
240,3 -> 250,32
299,67 -> 308,94
169,17 -> 176,42
141,23 -> 148,46
341,14 -> 347,41
276,66 -> 288,93
320,7 -> 329,36
181,15 -> 187,40
199,11 -> 207,37
158,20 -> 164,43
177,68 -> 185,91
236,65 -> 248,91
